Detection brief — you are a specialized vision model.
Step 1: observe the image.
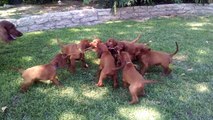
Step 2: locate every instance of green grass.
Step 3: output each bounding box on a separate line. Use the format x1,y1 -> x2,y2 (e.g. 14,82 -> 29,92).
0,16 -> 213,120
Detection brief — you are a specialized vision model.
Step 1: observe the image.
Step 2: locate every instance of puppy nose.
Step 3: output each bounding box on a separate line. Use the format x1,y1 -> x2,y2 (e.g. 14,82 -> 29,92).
19,32 -> 23,36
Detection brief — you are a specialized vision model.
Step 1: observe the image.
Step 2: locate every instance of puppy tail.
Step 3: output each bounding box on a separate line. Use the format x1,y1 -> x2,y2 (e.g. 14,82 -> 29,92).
112,65 -> 124,71
11,67 -> 24,74
142,80 -> 158,84
130,34 -> 142,43
112,61 -> 126,71
170,42 -> 179,57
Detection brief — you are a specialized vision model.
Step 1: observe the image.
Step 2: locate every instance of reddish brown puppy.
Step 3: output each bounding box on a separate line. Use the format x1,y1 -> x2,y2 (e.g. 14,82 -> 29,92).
94,41 -> 119,88
58,39 -> 91,73
50,53 -> 69,68
137,42 -> 179,76
117,51 -> 157,104
105,34 -> 146,61
20,53 -> 68,92
0,20 -> 23,42
89,38 -> 102,55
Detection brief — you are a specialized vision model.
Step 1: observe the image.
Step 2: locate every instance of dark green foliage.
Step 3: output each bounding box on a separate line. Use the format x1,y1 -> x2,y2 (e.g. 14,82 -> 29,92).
0,0 -> 8,6
0,0 -> 208,6
96,0 -> 208,7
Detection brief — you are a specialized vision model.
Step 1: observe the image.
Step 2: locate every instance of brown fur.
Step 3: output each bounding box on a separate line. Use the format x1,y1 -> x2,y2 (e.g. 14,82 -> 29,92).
95,42 -> 119,88
137,42 -> 179,75
57,39 -> 91,73
20,53 -> 68,92
105,34 -> 148,61
50,53 -> 69,68
117,51 -> 157,104
89,38 -> 102,55
0,20 -> 23,43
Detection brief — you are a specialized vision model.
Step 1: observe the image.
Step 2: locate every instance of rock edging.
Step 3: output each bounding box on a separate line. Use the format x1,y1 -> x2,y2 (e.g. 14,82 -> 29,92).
1,3 -> 213,32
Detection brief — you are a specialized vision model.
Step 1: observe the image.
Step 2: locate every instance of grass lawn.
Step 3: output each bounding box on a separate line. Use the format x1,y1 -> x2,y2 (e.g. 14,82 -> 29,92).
0,16 -> 213,120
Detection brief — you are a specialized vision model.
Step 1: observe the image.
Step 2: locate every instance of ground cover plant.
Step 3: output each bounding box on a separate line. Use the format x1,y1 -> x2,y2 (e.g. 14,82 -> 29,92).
0,16 -> 213,119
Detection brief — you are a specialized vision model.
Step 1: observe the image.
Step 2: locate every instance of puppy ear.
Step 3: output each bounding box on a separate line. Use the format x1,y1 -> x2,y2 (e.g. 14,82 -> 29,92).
61,54 -> 68,59
135,47 -> 140,55
97,50 -> 102,58
96,44 -> 102,58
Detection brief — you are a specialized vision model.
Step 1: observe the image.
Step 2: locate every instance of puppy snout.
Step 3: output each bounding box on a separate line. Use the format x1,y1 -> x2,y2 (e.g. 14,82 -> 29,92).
18,31 -> 23,36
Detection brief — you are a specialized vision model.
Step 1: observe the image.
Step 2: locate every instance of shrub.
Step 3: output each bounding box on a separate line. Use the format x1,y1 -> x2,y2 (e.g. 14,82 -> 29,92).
0,0 -> 9,6
96,0 -> 208,7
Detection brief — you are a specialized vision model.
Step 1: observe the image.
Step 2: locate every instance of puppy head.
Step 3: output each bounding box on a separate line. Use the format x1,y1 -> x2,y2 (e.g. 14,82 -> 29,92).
116,51 -> 132,67
90,38 -> 102,48
96,42 -> 108,58
121,52 -> 132,63
135,44 -> 151,56
106,38 -> 117,49
80,39 -> 91,51
50,53 -> 68,68
4,21 -> 23,41
114,42 -> 125,53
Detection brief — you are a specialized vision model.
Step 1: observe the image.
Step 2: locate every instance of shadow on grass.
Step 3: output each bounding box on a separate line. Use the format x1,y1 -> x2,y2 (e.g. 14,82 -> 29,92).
0,16 -> 213,119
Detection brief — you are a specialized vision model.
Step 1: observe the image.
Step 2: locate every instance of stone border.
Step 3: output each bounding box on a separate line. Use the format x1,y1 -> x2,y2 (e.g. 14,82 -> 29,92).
1,3 -> 213,32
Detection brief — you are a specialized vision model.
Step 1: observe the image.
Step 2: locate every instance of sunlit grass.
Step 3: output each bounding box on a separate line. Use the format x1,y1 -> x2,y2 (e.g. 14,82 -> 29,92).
197,49 -> 208,55
59,111 -> 86,120
21,56 -> 33,62
195,83 -> 209,93
118,107 -> 161,120
106,20 -> 123,24
0,16 -> 213,120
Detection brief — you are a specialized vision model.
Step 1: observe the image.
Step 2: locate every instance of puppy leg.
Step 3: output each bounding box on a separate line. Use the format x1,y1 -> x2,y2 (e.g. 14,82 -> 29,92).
129,95 -> 138,104
96,71 -> 106,87
20,79 -> 35,93
112,73 -> 119,88
162,65 -> 172,76
122,81 -> 129,88
80,53 -> 88,68
140,63 -> 148,76
138,89 -> 146,97
51,77 -> 62,86
69,59 -> 76,73
129,85 -> 139,104
95,69 -> 101,79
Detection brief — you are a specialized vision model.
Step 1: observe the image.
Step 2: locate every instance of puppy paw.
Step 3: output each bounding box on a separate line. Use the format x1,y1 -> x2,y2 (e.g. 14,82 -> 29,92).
129,101 -> 137,105
58,84 -> 64,87
113,84 -> 119,89
20,89 -> 27,93
84,64 -> 89,68
140,94 -> 147,97
96,83 -> 104,87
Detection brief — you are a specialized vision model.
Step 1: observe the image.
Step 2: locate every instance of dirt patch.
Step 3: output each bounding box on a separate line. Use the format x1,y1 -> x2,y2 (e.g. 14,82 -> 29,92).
0,0 -> 99,19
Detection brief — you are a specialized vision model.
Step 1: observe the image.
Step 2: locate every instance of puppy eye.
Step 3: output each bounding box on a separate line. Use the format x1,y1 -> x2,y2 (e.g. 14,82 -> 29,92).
9,25 -> 15,29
